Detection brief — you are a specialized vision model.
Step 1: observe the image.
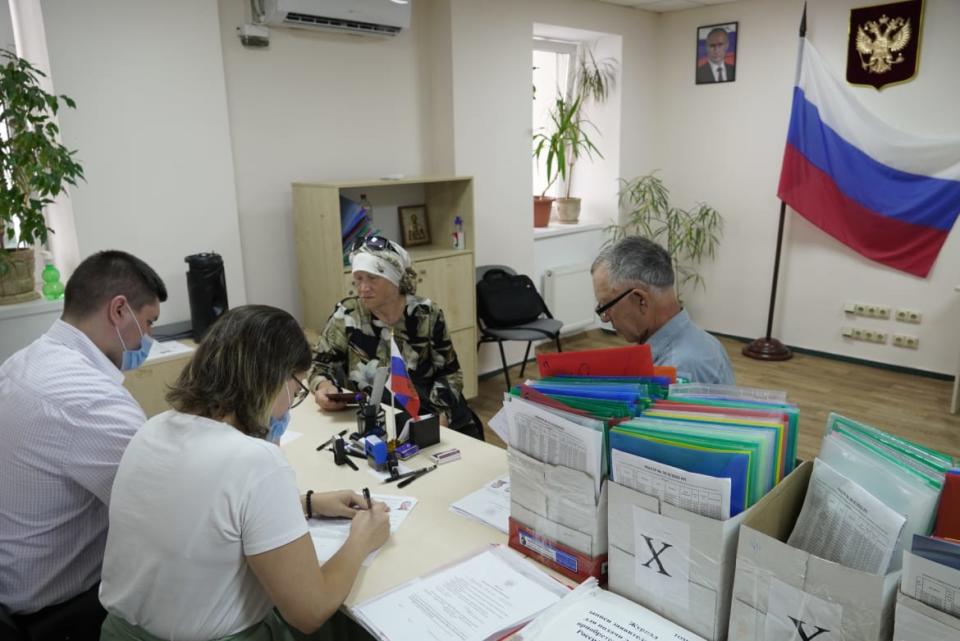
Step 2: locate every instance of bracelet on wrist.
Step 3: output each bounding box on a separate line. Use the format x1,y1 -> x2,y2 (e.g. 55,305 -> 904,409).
305,489 -> 314,519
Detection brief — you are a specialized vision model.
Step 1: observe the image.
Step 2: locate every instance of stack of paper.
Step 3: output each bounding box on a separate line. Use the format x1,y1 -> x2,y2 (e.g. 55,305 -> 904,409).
608,384 -> 798,519
789,413 -> 953,573
449,474 -> 511,534
351,545 -> 568,641
903,534 -> 960,619
515,578 -> 706,641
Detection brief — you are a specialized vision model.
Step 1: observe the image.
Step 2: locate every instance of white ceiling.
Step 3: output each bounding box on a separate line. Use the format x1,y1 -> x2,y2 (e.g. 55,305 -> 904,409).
595,0 -> 742,13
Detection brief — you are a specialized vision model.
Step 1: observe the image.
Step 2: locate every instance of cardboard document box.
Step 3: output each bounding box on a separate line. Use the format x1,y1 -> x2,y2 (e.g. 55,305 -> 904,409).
728,461 -> 899,641
507,448 -> 608,583
607,480 -> 750,641
894,592 -> 960,641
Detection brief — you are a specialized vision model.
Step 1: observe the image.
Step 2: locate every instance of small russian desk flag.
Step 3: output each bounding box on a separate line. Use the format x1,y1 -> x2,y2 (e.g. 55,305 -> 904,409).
390,337 -> 420,420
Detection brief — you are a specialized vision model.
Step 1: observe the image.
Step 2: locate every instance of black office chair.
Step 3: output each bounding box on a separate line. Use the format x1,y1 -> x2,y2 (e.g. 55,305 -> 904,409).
476,265 -> 563,390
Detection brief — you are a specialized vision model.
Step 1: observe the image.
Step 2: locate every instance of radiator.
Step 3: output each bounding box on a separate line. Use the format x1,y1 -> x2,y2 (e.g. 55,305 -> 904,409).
542,263 -> 596,334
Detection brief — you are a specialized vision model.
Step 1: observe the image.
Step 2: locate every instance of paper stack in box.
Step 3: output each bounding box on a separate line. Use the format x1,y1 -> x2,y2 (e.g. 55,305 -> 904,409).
503,344 -> 663,583
730,414 -> 954,641
895,484 -> 960,641
606,383 -> 799,641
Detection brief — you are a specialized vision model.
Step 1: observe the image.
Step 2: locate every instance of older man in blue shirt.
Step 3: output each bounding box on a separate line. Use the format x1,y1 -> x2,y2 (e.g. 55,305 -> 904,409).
591,237 -> 734,385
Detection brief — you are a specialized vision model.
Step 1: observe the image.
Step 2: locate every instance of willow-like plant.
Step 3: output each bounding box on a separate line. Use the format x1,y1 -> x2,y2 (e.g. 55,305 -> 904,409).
532,96 -> 601,199
610,172 -> 724,292
0,49 -> 84,265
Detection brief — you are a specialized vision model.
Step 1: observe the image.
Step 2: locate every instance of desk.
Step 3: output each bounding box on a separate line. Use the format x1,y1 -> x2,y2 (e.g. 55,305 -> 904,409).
283,402 -> 510,607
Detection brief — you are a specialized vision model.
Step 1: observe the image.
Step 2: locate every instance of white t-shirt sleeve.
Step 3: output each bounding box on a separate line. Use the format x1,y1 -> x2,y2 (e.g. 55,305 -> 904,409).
242,459 -> 309,556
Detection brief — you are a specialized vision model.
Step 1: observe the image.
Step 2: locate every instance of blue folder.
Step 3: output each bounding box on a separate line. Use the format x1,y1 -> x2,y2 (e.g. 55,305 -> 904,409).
610,430 -> 748,516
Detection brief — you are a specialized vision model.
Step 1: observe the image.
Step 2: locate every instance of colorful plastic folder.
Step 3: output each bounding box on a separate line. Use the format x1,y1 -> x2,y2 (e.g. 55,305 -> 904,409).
536,344 -> 653,378
609,427 -> 749,516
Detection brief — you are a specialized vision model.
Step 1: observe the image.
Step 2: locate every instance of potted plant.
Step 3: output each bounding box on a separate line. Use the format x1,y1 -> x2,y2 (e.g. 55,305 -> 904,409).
0,49 -> 84,304
532,95 -> 601,227
531,49 -> 617,227
609,172 -> 724,294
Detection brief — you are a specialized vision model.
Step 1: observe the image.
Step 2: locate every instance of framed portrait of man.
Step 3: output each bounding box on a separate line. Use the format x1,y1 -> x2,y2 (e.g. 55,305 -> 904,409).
696,22 -> 738,85
398,205 -> 431,247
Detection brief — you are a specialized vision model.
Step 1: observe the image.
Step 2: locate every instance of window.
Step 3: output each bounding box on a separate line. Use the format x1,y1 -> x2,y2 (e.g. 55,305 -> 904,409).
532,39 -> 577,199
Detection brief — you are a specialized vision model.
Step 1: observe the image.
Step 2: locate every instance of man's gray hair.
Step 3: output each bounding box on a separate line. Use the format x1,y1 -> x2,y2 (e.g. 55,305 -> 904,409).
592,236 -> 675,289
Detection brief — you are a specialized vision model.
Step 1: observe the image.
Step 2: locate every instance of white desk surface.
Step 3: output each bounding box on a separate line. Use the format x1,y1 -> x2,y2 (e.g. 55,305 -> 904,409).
283,403 -> 511,607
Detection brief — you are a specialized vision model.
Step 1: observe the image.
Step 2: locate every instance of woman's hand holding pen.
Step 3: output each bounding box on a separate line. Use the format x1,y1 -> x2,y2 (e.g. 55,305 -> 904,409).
349,501 -> 390,554
308,490 -> 389,519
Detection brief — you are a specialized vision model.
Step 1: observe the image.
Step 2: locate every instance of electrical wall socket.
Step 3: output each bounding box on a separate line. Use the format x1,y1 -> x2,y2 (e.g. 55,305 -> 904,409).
845,301 -> 891,319
892,333 -> 920,349
842,327 -> 887,343
895,308 -> 922,323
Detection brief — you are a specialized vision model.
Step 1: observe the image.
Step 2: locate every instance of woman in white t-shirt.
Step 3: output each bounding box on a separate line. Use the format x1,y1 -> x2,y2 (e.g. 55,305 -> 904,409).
99,305 -> 390,641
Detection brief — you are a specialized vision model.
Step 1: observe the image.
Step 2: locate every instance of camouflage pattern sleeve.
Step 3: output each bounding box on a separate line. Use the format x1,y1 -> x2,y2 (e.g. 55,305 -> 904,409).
308,302 -> 350,392
424,306 -> 464,415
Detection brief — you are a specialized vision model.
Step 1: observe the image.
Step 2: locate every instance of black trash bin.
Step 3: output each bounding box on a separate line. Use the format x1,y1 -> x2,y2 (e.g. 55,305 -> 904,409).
185,252 -> 228,341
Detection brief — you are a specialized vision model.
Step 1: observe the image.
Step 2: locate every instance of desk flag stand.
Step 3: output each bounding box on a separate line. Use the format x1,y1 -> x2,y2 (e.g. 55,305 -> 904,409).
743,5 -> 807,362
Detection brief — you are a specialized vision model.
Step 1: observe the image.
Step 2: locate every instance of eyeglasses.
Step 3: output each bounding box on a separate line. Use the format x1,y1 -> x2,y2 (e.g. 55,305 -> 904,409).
594,288 -> 633,318
290,376 -> 311,409
352,235 -> 397,254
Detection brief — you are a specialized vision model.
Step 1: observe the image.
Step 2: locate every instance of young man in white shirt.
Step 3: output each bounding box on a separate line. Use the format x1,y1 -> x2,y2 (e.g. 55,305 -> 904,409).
0,250 -> 166,640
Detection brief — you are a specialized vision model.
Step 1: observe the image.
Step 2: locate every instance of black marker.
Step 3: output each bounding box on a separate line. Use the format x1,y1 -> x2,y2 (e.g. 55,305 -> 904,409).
362,487 -> 372,510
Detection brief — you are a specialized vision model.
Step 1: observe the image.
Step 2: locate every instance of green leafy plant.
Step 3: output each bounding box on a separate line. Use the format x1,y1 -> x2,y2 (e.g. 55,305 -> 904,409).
0,49 -> 84,262
532,47 -> 618,200
532,95 -> 601,199
609,172 -> 724,292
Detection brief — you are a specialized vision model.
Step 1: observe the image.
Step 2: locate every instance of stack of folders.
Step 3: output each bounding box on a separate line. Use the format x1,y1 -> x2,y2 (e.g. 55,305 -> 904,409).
897,532 -> 960,639
609,383 -> 799,520
339,195 -> 376,266
788,413 -> 955,575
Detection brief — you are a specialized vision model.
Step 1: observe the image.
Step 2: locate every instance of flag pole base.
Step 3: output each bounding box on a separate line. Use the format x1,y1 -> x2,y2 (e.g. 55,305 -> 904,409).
742,337 -> 793,361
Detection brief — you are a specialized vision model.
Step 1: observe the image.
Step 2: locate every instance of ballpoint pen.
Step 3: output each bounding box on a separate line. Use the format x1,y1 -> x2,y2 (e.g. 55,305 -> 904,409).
362,487 -> 372,510
398,465 -> 436,489
381,464 -> 437,485
316,429 -> 348,451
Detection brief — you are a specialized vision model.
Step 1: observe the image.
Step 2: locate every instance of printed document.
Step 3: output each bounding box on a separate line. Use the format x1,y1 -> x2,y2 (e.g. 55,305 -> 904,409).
505,396 -> 603,498
515,577 -> 706,641
788,458 -> 906,574
612,449 -> 732,520
309,494 -> 417,567
144,339 -> 195,364
352,545 -> 567,641
449,474 -> 511,534
903,550 -> 960,617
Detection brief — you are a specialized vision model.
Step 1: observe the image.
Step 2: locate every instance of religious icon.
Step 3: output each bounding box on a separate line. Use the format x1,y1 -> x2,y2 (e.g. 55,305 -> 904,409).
398,205 -> 431,247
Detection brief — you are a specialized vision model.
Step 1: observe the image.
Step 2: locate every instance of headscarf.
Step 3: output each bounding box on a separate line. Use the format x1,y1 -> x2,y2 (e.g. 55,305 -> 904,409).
350,238 -> 418,295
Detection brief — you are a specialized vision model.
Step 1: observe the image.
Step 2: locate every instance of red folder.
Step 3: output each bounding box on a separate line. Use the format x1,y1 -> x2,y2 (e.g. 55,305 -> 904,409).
934,472 -> 960,540
536,344 -> 653,377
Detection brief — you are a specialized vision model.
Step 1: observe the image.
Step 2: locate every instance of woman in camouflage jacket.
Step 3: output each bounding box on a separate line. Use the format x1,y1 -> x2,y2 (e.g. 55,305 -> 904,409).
308,236 -> 470,428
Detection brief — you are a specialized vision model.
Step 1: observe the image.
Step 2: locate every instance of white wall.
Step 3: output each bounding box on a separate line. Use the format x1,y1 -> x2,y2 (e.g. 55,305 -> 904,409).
447,0 -> 658,373
654,0 -> 960,374
217,0 -> 431,316
42,0 -> 247,323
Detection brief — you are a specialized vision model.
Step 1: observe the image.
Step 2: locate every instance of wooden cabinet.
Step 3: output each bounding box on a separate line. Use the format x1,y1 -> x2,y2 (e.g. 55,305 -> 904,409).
293,177 -> 477,398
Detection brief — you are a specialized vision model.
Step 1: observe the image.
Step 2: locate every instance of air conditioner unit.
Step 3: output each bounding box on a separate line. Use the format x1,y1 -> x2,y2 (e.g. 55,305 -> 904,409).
263,0 -> 411,37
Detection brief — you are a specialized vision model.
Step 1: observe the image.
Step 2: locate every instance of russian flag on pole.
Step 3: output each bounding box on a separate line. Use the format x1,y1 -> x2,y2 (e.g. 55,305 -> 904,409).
778,39 -> 960,278
389,337 -> 420,420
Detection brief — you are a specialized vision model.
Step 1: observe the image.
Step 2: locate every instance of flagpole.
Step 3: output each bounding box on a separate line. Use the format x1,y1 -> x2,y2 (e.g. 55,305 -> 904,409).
743,3 -> 807,362
386,329 -> 397,450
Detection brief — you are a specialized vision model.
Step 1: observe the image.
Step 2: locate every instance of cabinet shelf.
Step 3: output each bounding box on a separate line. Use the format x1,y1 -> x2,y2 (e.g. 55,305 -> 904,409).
293,176 -> 477,398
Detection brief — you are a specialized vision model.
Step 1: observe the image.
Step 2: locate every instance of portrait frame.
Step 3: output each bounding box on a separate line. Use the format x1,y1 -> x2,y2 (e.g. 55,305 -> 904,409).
695,22 -> 738,85
398,204 -> 431,247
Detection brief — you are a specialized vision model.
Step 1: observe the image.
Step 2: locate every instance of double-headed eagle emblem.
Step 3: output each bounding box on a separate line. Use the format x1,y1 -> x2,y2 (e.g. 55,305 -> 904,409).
855,14 -> 912,74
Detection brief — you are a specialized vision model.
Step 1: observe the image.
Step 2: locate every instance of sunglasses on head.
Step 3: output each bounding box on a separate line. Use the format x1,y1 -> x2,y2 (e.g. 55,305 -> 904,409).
352,235 -> 397,254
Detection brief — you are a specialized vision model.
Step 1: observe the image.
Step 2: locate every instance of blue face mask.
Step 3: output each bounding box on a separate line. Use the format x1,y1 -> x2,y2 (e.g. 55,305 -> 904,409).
268,411 -> 291,445
115,303 -> 154,371
267,384 -> 293,445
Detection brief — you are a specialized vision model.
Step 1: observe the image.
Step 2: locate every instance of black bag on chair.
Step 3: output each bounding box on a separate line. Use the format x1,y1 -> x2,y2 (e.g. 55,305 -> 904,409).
476,269 -> 545,328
